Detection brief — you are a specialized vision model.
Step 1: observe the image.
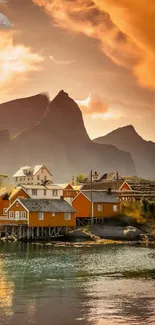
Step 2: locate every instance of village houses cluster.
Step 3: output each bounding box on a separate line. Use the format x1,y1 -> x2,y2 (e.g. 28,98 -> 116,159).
0,165 -> 154,240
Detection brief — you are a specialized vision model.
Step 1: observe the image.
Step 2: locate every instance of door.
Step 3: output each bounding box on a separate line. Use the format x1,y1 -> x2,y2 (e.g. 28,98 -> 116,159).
15,211 -> 20,220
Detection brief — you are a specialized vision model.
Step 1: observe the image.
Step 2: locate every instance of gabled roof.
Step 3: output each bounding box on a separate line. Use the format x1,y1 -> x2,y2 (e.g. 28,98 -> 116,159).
13,165 -> 52,178
81,180 -> 124,191
9,187 -> 29,200
57,183 -> 73,189
13,166 -> 31,177
19,199 -> 76,213
33,165 -> 44,175
82,191 -> 120,203
21,184 -> 62,190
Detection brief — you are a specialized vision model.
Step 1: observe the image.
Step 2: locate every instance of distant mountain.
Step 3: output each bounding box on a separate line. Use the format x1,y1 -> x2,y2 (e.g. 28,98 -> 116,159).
0,92 -> 136,181
0,93 -> 49,136
94,125 -> 155,179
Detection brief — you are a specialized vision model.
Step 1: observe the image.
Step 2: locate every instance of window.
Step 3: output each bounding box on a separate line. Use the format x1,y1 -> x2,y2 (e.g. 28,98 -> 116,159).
37,175 -> 40,180
16,201 -> 19,207
52,190 -> 58,196
41,168 -> 44,173
31,177 -> 33,180
38,212 -> 44,220
21,211 -> 27,220
32,189 -> 37,196
28,177 -> 30,181
9,211 -> 14,219
44,176 -> 47,181
97,204 -> 103,211
20,178 -> 22,181
3,208 -> 7,216
44,189 -> 46,196
16,177 -> 18,182
113,205 -> 118,212
51,212 -> 55,217
64,212 -> 71,220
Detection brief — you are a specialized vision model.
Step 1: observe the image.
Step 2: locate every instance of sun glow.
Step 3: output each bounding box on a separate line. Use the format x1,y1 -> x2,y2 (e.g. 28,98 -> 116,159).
75,95 -> 91,107
0,33 -> 43,86
92,111 -> 114,119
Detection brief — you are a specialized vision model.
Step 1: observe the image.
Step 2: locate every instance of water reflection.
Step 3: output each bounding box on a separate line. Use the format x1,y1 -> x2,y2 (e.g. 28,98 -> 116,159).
0,259 -> 14,318
0,243 -> 155,325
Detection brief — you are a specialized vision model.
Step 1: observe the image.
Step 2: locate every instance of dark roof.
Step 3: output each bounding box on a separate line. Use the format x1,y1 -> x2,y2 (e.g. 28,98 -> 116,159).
82,191 -> 120,203
19,199 -> 76,213
81,180 -> 124,191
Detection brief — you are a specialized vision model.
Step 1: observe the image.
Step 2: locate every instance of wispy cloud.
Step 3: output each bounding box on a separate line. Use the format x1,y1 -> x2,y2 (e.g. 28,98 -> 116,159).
49,55 -> 75,65
32,0 -> 155,90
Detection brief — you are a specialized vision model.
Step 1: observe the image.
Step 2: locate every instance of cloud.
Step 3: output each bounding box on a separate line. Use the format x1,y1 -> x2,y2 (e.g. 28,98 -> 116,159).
32,0 -> 155,90
76,95 -> 113,118
0,31 -> 44,93
49,55 -> 75,65
0,13 -> 13,29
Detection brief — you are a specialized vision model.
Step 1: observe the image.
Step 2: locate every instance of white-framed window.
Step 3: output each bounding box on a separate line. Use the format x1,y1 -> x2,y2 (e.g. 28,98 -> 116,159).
32,189 -> 37,196
52,190 -> 58,196
3,208 -> 7,216
38,212 -> 44,220
51,212 -> 55,217
16,201 -> 19,207
64,212 -> 71,220
44,189 -> 46,196
21,211 -> 27,220
9,211 -> 14,219
113,205 -> 118,212
97,204 -> 103,211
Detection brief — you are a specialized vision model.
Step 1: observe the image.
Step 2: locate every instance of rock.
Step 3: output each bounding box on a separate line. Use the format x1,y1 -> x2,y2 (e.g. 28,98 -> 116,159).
91,224 -> 143,241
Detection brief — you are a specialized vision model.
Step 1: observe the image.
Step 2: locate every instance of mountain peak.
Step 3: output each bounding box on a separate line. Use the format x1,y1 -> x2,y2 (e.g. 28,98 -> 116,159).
53,90 -> 69,103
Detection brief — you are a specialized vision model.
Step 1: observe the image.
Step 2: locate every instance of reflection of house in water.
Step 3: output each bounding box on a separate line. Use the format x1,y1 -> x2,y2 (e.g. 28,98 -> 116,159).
0,260 -> 14,318
1,244 -> 89,325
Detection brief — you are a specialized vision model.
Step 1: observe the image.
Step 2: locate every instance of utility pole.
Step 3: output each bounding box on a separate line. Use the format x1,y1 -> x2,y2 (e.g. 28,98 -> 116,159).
116,171 -> 119,190
90,169 -> 94,225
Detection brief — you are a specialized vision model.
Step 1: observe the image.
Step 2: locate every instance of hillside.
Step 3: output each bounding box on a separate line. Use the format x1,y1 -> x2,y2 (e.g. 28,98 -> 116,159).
0,93 -> 49,136
94,125 -> 155,179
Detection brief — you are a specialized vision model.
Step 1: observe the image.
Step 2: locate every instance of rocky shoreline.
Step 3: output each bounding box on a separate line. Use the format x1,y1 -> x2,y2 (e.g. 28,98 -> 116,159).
1,223 -> 155,247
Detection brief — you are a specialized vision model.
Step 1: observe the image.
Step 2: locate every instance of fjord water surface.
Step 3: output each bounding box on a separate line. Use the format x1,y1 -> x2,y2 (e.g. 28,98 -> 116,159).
0,243 -> 155,325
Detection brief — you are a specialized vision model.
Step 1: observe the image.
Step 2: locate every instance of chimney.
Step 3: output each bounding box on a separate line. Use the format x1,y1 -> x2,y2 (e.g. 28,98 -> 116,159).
108,188 -> 112,195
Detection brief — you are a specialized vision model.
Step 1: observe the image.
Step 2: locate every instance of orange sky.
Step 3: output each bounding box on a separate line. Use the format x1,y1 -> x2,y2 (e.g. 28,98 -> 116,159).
0,0 -> 155,140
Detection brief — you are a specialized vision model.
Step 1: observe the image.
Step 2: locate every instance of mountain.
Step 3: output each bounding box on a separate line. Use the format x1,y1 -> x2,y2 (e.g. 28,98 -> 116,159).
0,93 -> 49,136
94,125 -> 155,179
0,92 -> 136,181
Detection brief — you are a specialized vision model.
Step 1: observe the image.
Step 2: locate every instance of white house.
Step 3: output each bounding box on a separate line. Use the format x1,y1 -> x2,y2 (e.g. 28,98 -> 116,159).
13,165 -> 53,186
19,184 -> 63,199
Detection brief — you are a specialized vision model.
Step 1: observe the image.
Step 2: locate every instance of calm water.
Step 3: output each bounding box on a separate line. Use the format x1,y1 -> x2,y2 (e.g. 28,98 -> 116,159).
0,243 -> 155,325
